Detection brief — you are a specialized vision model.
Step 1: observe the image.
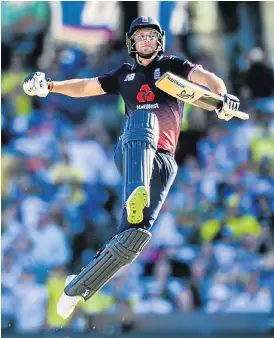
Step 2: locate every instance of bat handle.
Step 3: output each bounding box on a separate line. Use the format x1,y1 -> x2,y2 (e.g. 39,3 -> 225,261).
233,111 -> 249,120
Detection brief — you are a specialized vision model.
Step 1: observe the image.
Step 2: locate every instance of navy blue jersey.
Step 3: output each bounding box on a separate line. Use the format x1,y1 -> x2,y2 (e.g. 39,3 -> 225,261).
97,55 -> 201,152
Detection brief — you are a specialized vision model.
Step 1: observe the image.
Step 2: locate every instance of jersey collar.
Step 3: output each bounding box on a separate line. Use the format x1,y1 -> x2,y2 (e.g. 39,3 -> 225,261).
133,55 -> 164,70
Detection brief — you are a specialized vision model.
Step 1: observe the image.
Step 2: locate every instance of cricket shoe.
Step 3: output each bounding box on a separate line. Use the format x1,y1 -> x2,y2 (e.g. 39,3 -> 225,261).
126,186 -> 148,224
57,274 -> 83,319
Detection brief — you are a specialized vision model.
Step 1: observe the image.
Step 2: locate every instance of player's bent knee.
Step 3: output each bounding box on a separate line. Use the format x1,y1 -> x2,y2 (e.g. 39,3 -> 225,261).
64,228 -> 152,300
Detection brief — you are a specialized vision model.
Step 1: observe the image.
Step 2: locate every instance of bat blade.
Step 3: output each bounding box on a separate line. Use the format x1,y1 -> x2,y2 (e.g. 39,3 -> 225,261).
156,72 -> 249,120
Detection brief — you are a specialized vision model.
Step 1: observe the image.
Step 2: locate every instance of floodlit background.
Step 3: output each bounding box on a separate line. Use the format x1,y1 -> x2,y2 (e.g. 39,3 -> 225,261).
1,1 -> 274,337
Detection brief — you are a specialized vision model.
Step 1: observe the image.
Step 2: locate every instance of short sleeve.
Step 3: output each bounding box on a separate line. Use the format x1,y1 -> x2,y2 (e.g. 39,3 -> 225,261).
170,56 -> 202,81
97,65 -> 124,94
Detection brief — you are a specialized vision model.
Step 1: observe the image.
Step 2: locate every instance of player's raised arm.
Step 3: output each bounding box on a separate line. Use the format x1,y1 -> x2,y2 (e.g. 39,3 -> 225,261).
190,66 -> 243,121
50,77 -> 106,97
23,72 -> 106,98
190,67 -> 228,96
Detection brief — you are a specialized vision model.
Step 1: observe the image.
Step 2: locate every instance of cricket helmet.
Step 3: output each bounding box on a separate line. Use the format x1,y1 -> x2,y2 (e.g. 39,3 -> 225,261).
126,16 -> 165,59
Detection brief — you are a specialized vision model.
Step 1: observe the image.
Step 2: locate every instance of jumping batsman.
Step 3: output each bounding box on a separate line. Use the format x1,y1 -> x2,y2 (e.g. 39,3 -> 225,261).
23,17 -> 240,318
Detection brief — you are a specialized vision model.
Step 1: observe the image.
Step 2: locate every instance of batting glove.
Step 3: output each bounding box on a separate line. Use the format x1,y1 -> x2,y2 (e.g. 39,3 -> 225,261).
216,94 -> 240,121
23,72 -> 51,97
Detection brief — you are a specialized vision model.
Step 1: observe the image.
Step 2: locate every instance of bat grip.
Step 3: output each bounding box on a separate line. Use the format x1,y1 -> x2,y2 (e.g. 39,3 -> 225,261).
233,111 -> 249,120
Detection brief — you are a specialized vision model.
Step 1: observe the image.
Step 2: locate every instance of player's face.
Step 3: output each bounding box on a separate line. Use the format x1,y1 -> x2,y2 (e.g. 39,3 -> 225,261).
133,29 -> 158,55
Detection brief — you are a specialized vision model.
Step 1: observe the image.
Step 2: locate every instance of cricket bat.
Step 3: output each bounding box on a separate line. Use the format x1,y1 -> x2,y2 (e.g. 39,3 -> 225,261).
155,72 -> 249,120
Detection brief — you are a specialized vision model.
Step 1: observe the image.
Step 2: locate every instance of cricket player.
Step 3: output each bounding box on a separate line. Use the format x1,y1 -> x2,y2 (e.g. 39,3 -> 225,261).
23,17 -> 240,319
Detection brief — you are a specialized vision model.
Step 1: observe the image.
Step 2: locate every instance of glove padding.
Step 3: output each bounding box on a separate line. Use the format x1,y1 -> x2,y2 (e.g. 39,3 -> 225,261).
23,72 -> 50,97
216,94 -> 240,121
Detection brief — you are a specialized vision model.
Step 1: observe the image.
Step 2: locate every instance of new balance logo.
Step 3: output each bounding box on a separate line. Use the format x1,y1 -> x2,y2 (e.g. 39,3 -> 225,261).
124,73 -> 135,81
136,84 -> 155,103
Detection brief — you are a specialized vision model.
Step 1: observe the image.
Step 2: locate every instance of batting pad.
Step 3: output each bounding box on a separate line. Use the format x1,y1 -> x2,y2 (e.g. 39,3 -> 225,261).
122,109 -> 159,206
64,228 -> 152,300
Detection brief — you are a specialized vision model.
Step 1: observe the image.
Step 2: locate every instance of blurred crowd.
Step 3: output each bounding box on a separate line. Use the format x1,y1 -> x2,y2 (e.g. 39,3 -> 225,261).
2,0 -> 274,334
